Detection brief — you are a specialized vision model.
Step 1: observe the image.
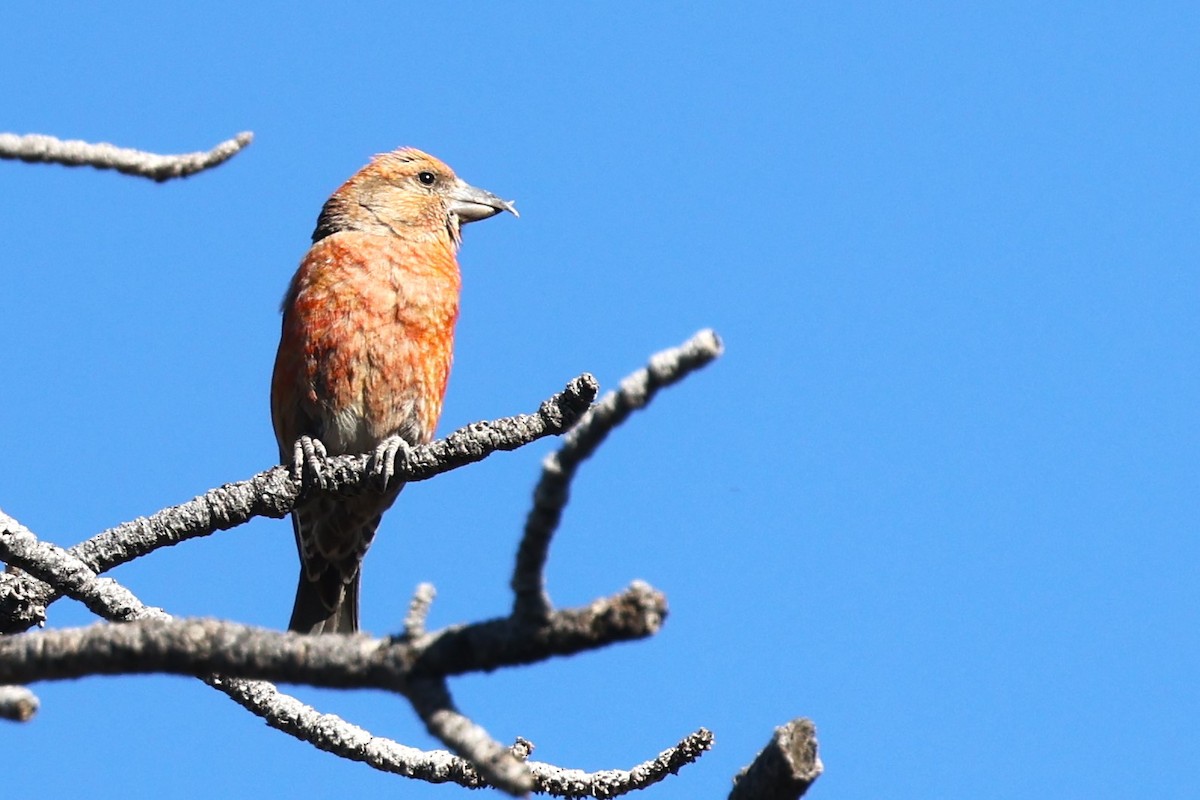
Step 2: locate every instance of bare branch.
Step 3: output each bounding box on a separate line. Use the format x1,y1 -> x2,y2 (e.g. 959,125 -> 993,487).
206,672 -> 499,789
0,509 -> 165,624
513,329 -> 724,621
86,373 -> 596,573
214,675 -> 708,798
0,583 -> 666,688
0,374 -> 598,634
528,727 -> 714,798
0,337 -> 730,792
0,684 -> 38,722
402,583 -> 437,639
0,512 -> 701,794
408,677 -> 532,795
729,718 -> 822,800
0,131 -> 254,181
0,618 -> 406,688
415,581 -> 666,677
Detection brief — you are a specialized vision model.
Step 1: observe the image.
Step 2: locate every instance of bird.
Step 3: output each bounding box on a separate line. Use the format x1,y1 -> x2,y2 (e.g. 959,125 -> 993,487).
270,147 -> 516,634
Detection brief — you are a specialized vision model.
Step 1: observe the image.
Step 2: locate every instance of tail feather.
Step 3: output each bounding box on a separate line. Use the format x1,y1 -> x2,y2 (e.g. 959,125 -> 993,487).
287,480 -> 404,635
289,568 -> 360,634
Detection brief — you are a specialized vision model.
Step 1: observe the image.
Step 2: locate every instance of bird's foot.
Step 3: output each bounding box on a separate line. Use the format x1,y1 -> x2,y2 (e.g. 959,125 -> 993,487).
292,435 -> 330,493
368,435 -> 411,491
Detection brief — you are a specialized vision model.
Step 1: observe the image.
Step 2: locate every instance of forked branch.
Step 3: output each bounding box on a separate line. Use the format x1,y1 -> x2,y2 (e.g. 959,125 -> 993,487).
0,329 -> 811,797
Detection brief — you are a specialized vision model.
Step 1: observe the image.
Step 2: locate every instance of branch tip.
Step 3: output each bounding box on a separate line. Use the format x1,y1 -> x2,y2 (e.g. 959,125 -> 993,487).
729,717 -> 822,800
401,582 -> 437,639
0,685 -> 39,722
512,331 -> 722,620
0,130 -> 255,181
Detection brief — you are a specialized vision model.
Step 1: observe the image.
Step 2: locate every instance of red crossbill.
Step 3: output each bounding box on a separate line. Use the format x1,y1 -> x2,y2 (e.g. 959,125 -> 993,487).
270,148 -> 515,633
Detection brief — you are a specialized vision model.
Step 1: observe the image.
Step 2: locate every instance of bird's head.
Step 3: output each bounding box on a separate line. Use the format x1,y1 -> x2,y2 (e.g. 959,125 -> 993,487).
312,147 -> 517,246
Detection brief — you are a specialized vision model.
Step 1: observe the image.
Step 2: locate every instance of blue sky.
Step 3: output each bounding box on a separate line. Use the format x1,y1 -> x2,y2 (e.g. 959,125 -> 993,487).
2,3 -> 1197,798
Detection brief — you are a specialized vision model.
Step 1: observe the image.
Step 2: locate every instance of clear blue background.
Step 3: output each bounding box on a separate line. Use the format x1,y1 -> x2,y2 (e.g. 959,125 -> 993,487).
2,3 -> 1196,798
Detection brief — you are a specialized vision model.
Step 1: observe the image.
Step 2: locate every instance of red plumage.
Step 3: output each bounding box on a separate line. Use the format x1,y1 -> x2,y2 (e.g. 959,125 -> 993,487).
271,148 -> 515,633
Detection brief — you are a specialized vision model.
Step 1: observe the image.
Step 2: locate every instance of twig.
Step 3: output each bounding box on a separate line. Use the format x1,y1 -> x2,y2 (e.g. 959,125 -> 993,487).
513,330 -> 723,621
402,583 -> 437,639
415,581 -> 665,677
0,375 -> 598,634
408,677 -> 532,795
729,718 -> 822,800
528,727 -> 714,798
0,684 -> 38,722
206,672 -> 499,789
0,131 -> 254,181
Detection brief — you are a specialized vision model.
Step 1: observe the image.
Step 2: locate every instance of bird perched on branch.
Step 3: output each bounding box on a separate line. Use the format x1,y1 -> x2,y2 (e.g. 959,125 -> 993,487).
271,148 -> 516,634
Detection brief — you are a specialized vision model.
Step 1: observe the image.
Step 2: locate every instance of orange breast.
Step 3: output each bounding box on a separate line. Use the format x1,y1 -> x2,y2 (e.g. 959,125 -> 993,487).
271,232 -> 461,455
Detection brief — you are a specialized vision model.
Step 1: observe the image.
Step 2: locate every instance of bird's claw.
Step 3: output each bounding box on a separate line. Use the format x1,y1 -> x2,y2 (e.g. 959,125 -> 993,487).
368,435 -> 411,490
292,435 -> 330,493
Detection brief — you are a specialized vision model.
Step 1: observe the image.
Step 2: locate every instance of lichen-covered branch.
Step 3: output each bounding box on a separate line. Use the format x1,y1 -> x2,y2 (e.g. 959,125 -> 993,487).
0,509 -> 164,624
416,581 -> 665,677
0,516 -> 532,791
527,727 -> 714,798
0,131 -> 254,181
0,582 -> 666,690
512,329 -> 723,621
0,375 -> 598,634
215,674 -> 711,798
0,511 -> 690,796
0,333 -> 743,795
729,718 -> 822,800
407,677 -> 532,795
87,373 -> 595,578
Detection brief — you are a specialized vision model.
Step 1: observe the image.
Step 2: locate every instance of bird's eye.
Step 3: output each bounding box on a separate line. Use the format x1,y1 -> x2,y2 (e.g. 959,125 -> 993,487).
417,171 -> 436,186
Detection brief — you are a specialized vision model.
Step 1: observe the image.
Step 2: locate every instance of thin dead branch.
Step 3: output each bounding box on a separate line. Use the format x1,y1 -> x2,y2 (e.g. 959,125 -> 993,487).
0,131 -> 254,181
513,329 -> 723,621
0,375 -> 597,634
